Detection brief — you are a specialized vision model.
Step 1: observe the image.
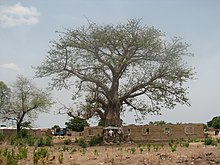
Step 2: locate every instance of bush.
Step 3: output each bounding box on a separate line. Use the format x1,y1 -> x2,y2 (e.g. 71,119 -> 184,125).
78,138 -> 87,148
88,136 -> 103,146
33,147 -> 49,164
204,138 -> 213,145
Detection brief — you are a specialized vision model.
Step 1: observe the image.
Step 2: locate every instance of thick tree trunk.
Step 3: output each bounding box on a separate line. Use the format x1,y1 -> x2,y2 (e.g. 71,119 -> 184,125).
104,100 -> 122,127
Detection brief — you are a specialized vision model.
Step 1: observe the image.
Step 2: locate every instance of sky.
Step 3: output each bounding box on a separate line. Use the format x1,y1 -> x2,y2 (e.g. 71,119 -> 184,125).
0,0 -> 220,128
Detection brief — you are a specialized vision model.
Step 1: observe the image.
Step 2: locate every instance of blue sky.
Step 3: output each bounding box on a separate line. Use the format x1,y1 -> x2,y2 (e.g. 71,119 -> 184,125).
0,0 -> 220,128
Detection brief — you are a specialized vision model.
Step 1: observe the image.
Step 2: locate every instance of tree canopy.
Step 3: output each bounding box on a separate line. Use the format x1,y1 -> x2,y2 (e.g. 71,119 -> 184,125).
0,76 -> 53,136
65,117 -> 89,132
35,19 -> 194,126
207,116 -> 220,129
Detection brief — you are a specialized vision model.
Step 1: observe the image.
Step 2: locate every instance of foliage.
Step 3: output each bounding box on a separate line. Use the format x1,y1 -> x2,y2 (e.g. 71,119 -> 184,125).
170,144 -> 177,152
146,143 -> 151,152
65,117 -> 89,132
36,136 -> 53,147
10,135 -> 53,147
33,147 -> 49,164
153,144 -> 159,151
1,149 -> 18,165
63,139 -> 71,145
35,19 -> 195,126
16,146 -> 28,160
20,121 -> 32,129
0,76 -> 53,136
204,138 -> 213,145
180,141 -> 189,148
88,136 -> 103,146
130,147 -> 136,154
51,125 -> 60,130
149,120 -> 167,126
58,152 -> 64,164
77,138 -> 88,148
207,116 -> 220,129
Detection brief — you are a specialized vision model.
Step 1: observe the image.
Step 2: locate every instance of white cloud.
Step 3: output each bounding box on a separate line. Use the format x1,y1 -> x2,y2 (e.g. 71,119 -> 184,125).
0,3 -> 40,28
0,63 -> 19,70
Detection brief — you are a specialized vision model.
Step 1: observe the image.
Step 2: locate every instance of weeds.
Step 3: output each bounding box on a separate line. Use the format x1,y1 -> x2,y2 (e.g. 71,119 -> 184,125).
77,138 -> 87,148
170,144 -> 177,152
153,144 -> 159,151
180,141 -> 189,148
33,147 -> 49,164
58,152 -> 64,164
146,143 -> 151,152
130,147 -> 136,154
17,146 -> 28,160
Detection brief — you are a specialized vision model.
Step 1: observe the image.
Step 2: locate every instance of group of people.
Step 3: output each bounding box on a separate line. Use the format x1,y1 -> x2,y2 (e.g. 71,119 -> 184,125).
103,127 -> 123,143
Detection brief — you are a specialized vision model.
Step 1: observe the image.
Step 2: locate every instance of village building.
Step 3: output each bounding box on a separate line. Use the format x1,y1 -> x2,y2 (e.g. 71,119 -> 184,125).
82,123 -> 204,142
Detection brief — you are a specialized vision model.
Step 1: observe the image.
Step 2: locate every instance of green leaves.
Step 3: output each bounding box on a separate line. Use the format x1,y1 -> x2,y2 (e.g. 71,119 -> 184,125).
35,19 -> 194,124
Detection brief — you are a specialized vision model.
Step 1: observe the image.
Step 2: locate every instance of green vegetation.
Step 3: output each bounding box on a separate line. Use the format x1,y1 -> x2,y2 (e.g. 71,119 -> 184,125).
130,147 -> 136,154
207,116 -> 220,129
33,147 -> 49,164
146,143 -> 151,152
88,136 -> 103,146
180,141 -> 189,148
10,135 -> 53,147
65,117 -> 89,132
36,19 -> 194,127
58,152 -> 64,164
0,76 -> 52,136
204,138 -> 214,145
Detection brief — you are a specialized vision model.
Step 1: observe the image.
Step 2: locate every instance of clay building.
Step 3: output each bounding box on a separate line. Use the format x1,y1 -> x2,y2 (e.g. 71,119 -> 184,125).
83,123 -> 204,142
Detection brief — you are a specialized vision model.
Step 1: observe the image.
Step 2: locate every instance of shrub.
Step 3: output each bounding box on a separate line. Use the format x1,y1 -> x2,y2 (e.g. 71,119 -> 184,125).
17,146 -> 28,160
78,138 -> 87,148
6,149 -> 18,165
204,138 -> 213,145
33,147 -> 49,164
88,136 -> 103,146
44,136 -> 53,146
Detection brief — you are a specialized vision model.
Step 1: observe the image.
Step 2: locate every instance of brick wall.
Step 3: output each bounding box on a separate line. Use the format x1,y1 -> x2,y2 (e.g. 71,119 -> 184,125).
83,123 -> 204,142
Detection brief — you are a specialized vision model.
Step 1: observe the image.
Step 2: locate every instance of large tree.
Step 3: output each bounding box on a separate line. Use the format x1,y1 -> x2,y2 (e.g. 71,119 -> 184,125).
35,19 -> 194,127
0,76 -> 52,136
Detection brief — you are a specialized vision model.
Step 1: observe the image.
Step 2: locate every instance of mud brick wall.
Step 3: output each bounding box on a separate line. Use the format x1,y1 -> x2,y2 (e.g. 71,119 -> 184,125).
123,124 -> 204,142
83,126 -> 103,138
83,124 -> 204,142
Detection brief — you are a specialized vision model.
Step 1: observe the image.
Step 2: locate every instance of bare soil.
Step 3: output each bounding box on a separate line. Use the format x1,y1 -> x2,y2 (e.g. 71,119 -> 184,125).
1,137 -> 220,165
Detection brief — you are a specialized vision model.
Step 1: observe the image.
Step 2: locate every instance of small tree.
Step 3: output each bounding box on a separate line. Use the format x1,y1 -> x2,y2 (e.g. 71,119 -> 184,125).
0,75 -> 53,136
65,117 -> 89,132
